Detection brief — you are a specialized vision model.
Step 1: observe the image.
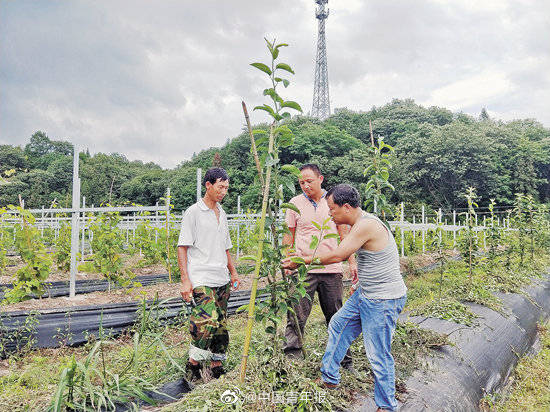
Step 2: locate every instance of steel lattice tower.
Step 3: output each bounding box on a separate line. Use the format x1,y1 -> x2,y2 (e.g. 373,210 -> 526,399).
311,0 -> 330,119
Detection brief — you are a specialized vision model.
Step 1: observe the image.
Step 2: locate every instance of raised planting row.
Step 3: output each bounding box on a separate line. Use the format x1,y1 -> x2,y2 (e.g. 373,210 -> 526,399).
0,273 -> 170,300
0,288 -> 269,357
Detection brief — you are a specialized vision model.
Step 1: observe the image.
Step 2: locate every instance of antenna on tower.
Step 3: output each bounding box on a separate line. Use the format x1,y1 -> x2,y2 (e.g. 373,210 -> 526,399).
311,0 -> 330,119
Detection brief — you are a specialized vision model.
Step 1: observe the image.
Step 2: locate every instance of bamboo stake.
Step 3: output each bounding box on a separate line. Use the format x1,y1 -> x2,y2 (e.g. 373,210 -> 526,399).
240,122 -> 274,383
242,101 -> 264,187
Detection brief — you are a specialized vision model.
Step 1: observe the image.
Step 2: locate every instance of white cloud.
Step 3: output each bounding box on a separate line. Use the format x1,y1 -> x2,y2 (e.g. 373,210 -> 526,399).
1,0 -> 548,168
425,70 -> 516,110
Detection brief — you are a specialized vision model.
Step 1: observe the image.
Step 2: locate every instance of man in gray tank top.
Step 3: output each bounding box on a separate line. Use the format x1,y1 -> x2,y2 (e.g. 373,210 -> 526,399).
283,184 -> 406,412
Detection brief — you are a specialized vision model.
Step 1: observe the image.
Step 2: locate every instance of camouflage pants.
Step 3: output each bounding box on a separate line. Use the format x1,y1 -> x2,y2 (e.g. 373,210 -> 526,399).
188,283 -> 231,362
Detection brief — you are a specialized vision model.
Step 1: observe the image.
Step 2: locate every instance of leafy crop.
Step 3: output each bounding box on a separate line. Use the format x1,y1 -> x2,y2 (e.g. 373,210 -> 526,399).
3,206 -> 52,303
90,210 -> 136,290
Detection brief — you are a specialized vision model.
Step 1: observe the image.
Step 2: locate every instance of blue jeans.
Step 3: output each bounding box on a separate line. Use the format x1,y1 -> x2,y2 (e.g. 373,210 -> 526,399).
321,290 -> 406,411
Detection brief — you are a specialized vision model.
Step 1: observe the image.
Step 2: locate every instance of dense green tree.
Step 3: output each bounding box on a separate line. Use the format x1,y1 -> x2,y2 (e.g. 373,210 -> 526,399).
16,170 -> 55,207
47,156 -> 75,193
393,122 -> 500,208
0,145 -> 27,175
120,169 -> 169,205
1,103 -> 548,210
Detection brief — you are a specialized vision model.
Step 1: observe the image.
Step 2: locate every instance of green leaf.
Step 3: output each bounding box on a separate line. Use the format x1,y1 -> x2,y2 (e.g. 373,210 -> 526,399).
290,256 -> 306,265
309,235 -> 319,250
280,101 -> 303,112
324,233 -> 340,240
263,88 -> 283,103
281,202 -> 300,215
312,221 -> 322,230
282,79 -> 290,87
265,155 -> 279,167
281,177 -> 296,195
276,63 -> 295,74
239,255 -> 257,262
281,164 -> 301,177
236,304 -> 249,313
250,62 -> 272,75
253,104 -> 276,117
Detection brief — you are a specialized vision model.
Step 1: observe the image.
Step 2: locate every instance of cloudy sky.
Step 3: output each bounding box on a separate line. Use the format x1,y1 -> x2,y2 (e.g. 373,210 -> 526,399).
1,0 -> 549,168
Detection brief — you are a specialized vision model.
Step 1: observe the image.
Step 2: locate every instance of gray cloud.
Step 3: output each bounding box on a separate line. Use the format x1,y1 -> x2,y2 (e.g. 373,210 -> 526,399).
1,0 -> 548,168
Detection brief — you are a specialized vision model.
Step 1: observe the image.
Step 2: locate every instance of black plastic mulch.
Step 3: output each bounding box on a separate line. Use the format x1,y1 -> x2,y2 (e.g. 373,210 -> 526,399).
0,274 -> 171,300
0,289 -> 268,357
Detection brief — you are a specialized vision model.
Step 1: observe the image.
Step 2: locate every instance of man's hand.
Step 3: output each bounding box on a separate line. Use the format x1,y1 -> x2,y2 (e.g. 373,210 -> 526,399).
283,249 -> 297,274
281,256 -> 299,270
180,278 -> 193,303
231,273 -> 240,290
349,261 -> 358,285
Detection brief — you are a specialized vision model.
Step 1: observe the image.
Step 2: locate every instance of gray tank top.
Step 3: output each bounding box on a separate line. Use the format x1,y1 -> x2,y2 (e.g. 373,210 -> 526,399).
356,213 -> 407,299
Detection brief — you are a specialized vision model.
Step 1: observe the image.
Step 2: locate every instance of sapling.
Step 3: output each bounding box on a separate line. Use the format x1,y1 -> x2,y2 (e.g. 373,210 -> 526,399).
429,209 -> 448,302
458,187 -> 479,283
90,209 -> 135,291
485,199 -> 501,276
363,133 -> 395,223
513,193 -> 529,267
134,211 -> 161,266
54,216 -> 73,272
0,208 -> 13,274
3,206 -> 52,303
239,38 -> 303,383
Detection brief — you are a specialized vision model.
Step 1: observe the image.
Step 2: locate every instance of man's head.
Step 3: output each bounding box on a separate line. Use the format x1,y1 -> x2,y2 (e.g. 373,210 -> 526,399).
326,184 -> 361,224
298,164 -> 324,199
203,167 -> 229,203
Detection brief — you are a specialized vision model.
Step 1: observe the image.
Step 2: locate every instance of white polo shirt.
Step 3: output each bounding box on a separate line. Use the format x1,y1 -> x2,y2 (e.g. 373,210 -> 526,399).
178,199 -> 233,288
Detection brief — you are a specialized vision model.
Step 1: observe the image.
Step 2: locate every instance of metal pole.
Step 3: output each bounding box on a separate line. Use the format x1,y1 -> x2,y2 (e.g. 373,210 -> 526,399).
453,210 -> 456,247
196,168 -> 202,202
69,147 -> 80,298
155,202 -> 159,244
81,196 -> 86,262
421,205 -> 425,253
166,187 -> 172,283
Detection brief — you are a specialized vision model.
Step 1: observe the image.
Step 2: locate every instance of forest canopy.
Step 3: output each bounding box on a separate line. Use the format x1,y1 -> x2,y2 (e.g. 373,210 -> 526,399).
1,99 -> 548,212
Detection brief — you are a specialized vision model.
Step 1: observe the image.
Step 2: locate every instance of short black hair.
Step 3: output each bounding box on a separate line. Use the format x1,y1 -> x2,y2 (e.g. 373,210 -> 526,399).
327,184 -> 361,208
299,163 -> 322,176
203,167 -> 229,187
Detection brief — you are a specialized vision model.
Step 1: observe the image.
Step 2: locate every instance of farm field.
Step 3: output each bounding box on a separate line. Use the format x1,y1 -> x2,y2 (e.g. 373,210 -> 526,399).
0,213 -> 548,411
0,31 -> 549,412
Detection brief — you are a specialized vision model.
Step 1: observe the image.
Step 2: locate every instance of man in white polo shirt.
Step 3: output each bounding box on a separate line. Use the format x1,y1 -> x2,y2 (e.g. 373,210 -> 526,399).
177,167 -> 240,381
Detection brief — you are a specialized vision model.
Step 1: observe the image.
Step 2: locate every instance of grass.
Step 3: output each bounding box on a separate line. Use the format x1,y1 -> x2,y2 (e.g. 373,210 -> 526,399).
162,298 -> 448,412
404,250 -> 550,326
481,321 -> 550,411
0,294 -> 447,412
1,238 -> 548,411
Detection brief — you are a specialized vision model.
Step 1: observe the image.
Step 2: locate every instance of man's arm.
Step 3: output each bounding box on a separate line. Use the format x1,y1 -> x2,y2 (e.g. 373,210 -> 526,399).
178,246 -> 193,302
337,224 -> 357,282
283,220 -> 369,268
226,250 -> 240,289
